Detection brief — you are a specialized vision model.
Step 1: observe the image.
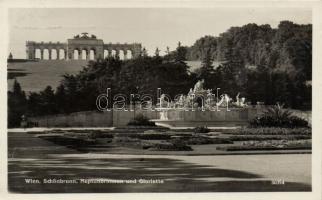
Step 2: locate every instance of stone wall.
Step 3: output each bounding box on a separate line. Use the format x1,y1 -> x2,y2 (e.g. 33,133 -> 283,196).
30,111 -> 113,127
29,110 -> 159,127
165,108 -> 261,122
28,108 -> 311,128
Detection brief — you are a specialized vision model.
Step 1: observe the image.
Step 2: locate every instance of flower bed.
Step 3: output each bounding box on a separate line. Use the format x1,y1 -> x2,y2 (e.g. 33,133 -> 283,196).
217,140 -> 311,151
228,135 -> 311,141
148,141 -> 193,151
223,127 -> 311,135
183,137 -> 233,145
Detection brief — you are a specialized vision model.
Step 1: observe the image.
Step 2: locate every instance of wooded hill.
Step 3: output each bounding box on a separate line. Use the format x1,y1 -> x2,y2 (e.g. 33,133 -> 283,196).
186,21 -> 312,80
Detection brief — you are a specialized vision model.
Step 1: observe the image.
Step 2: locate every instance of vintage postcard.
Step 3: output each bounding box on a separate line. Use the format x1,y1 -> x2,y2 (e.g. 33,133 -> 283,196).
1,0 -> 321,200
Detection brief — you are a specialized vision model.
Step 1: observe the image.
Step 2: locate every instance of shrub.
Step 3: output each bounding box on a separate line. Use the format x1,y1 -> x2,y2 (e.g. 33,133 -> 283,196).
126,133 -> 171,140
149,140 -> 192,151
184,137 -> 233,145
249,104 -> 309,128
127,114 -> 156,126
288,116 -> 309,128
194,126 -> 210,133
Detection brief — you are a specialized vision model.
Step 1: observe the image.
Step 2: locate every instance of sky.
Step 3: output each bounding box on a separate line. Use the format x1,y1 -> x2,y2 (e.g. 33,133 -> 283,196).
8,8 -> 312,58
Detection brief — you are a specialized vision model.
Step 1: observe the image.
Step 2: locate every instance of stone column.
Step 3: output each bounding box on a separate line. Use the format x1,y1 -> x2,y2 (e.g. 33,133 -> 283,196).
64,50 -> 67,60
78,51 -> 82,60
48,49 -> 52,60
96,51 -> 101,60
56,49 -> 59,60
124,50 -> 128,60
40,49 -> 44,60
32,49 -> 35,59
86,50 -> 90,60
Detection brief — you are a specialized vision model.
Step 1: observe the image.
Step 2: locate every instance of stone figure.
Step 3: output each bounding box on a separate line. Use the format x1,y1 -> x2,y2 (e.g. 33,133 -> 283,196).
178,95 -> 185,105
205,89 -> 214,108
236,92 -> 240,103
160,94 -> 166,104
216,94 -> 232,110
233,92 -> 247,107
160,94 -> 170,108
240,97 -> 246,107
188,88 -> 194,96
224,94 -> 232,104
207,89 -> 212,95
193,79 -> 205,93
81,32 -> 89,38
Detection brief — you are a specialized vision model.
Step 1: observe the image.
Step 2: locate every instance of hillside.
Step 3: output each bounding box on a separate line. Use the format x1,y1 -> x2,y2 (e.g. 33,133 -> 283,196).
8,60 -> 206,92
8,60 -> 88,92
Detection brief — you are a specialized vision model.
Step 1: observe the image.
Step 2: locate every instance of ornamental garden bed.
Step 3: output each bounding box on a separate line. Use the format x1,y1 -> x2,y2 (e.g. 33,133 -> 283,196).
217,140 -> 311,151
228,134 -> 311,141
222,127 -> 311,135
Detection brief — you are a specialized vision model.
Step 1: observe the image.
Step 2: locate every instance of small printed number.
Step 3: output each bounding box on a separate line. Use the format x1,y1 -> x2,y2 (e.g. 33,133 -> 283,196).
272,179 -> 285,185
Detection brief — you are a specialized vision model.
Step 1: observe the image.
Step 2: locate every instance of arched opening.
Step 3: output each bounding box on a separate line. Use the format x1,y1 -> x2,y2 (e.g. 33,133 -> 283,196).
73,49 -> 79,60
51,49 -> 58,60
81,49 -> 87,60
35,49 -> 41,59
104,50 -> 108,58
59,49 -> 65,60
127,50 -> 133,59
119,50 -> 124,60
43,49 -> 49,60
111,50 -> 116,57
90,49 -> 95,60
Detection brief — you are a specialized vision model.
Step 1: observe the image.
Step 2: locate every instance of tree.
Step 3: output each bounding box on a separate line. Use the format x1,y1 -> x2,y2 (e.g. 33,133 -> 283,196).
175,41 -> 187,63
196,48 -> 216,89
8,80 -> 27,127
165,46 -> 170,55
155,47 -> 160,57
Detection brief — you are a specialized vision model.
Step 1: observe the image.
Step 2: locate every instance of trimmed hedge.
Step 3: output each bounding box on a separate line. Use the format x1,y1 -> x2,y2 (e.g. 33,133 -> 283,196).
149,140 -> 193,151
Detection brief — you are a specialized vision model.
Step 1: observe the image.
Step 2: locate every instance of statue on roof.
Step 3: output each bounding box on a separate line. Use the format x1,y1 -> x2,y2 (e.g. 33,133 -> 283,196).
81,32 -> 89,39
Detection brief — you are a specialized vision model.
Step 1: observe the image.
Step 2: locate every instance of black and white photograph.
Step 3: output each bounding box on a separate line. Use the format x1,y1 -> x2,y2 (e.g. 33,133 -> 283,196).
1,1 -> 322,199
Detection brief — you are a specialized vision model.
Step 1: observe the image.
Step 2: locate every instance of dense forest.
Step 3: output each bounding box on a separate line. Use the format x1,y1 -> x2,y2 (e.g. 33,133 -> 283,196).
8,21 -> 312,127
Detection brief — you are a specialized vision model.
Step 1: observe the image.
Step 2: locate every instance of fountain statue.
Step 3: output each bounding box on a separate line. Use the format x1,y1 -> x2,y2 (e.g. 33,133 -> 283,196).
158,80 -> 248,121
193,79 -> 205,93
232,92 -> 248,107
